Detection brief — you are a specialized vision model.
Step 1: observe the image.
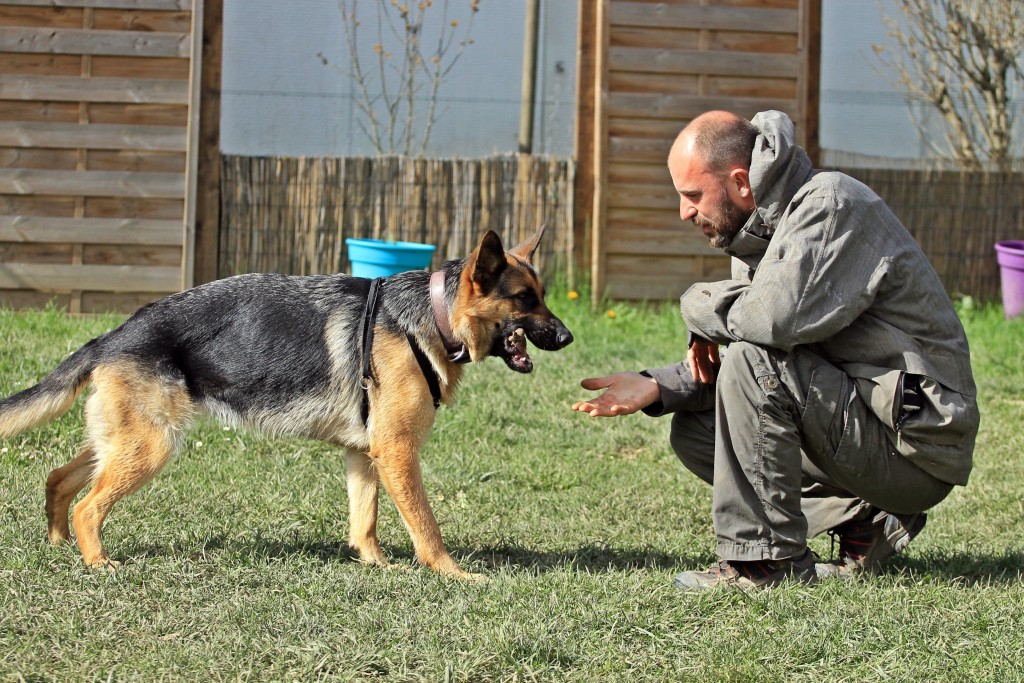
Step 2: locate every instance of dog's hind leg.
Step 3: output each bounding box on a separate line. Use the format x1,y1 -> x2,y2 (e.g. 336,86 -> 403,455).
344,448 -> 388,566
71,364 -> 192,569
46,446 -> 96,545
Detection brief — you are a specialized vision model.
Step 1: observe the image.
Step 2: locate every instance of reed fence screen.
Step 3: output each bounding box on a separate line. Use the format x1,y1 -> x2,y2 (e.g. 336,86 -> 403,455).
221,156 -> 1020,304
219,154 -> 575,282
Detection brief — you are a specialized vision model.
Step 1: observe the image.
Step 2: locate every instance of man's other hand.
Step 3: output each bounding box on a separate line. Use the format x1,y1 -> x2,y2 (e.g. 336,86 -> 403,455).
688,340 -> 720,384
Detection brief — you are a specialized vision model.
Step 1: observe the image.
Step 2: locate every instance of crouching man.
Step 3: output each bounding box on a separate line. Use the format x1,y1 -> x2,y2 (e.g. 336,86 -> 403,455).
573,110 -> 978,590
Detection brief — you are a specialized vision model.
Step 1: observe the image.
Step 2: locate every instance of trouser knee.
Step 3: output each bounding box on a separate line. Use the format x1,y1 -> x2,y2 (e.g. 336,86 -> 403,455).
670,410 -> 715,485
718,341 -> 774,383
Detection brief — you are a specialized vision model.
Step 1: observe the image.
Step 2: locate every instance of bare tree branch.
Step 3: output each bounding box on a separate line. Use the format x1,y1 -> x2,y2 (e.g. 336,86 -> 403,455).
337,0 -> 384,153
331,0 -> 483,157
875,0 -> 1024,171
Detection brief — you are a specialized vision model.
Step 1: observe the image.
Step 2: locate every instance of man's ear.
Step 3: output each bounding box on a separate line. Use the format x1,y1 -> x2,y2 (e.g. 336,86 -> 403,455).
510,226 -> 546,263
728,168 -> 756,210
466,230 -> 507,292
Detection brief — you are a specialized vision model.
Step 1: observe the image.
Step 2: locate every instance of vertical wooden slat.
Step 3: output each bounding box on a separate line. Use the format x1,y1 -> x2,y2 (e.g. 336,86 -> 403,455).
590,0 -> 610,306
193,0 -> 222,285
68,5 -> 95,315
182,0 -> 206,288
798,0 -> 822,164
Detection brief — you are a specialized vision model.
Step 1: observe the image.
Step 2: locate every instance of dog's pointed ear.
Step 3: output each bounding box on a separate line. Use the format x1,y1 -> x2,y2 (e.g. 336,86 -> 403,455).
510,226 -> 546,263
466,230 -> 507,292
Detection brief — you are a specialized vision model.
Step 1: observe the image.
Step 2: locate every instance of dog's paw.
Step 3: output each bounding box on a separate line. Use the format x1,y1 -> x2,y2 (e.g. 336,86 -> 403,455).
48,531 -> 72,546
443,567 -> 490,583
86,557 -> 122,574
349,541 -> 389,567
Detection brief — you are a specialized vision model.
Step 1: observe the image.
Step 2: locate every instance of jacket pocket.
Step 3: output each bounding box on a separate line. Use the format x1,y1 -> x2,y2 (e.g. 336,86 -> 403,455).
800,363 -> 855,466
842,362 -> 903,429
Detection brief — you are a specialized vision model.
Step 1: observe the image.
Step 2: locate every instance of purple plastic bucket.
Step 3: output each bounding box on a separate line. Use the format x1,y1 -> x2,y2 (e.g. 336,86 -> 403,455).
995,240 -> 1024,319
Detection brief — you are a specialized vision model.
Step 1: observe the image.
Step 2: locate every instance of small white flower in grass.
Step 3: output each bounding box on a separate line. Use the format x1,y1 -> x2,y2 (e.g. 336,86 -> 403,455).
195,441 -> 203,448
0,447 -> 7,454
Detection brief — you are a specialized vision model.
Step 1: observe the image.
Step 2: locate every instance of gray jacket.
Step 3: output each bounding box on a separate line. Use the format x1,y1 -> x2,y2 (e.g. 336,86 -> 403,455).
647,111 -> 978,486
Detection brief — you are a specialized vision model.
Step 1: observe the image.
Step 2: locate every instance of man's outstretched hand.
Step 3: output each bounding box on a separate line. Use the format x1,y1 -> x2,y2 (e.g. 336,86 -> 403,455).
572,372 -> 660,417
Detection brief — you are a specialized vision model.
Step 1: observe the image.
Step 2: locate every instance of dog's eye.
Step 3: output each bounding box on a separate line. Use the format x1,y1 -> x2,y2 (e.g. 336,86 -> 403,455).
513,290 -> 538,306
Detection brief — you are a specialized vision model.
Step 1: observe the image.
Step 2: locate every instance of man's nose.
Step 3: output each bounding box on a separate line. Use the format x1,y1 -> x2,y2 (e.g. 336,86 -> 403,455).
679,201 -> 697,222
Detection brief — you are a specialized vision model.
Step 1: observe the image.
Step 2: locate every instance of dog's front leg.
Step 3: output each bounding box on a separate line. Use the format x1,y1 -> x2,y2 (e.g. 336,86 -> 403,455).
344,449 -> 388,566
371,443 -> 483,582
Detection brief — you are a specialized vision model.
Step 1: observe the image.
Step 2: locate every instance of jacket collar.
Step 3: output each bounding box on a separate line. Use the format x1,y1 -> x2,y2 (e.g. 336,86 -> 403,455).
723,110 -> 815,269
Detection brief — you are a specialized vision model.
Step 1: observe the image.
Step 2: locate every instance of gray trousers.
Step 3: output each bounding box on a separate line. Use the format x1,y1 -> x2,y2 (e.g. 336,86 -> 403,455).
669,342 -> 952,562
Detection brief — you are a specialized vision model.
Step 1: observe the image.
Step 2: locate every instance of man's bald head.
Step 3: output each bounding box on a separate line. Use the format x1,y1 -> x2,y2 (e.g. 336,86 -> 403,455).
670,111 -> 758,176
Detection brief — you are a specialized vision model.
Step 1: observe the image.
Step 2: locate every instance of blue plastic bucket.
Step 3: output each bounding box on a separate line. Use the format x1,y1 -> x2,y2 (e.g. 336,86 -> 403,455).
345,238 -> 436,278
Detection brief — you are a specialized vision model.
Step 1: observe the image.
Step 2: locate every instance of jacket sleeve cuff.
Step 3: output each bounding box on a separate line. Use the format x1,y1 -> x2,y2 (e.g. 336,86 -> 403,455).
638,364 -> 716,416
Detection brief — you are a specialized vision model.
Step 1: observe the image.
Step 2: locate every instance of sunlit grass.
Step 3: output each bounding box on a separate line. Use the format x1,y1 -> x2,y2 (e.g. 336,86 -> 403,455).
1,294 -> 1022,681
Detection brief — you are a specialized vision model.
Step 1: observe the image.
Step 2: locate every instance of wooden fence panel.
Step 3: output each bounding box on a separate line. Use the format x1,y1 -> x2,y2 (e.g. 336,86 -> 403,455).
0,0 -> 200,313
219,154 -> 575,283
580,0 -> 820,302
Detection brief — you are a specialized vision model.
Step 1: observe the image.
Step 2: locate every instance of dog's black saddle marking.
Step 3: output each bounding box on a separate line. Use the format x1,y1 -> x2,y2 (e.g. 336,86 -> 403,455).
359,277 -> 443,427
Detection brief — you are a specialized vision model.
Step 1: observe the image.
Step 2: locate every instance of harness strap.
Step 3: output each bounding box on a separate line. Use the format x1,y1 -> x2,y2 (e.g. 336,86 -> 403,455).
359,277 -> 444,427
359,277 -> 383,426
407,334 -> 442,409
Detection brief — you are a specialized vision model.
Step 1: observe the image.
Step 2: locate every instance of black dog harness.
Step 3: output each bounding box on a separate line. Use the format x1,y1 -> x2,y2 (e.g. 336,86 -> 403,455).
359,278 -> 445,426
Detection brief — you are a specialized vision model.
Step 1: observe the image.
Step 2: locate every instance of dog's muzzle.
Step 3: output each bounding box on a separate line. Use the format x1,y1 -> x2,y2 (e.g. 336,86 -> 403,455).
527,319 -> 573,351
496,317 -> 573,374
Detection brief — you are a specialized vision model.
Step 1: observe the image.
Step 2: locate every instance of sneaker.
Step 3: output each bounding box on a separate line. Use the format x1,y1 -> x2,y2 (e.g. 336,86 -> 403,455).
672,549 -> 818,591
818,508 -> 927,579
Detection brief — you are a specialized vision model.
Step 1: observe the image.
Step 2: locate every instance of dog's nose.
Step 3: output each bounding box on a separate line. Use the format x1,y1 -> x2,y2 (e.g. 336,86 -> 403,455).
557,328 -> 574,347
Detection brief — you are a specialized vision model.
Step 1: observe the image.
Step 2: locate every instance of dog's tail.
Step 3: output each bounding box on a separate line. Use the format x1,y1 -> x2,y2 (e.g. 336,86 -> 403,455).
0,337 -> 103,439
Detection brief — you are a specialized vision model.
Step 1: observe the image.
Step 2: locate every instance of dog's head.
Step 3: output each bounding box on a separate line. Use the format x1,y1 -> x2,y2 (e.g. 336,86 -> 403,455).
453,228 -> 573,372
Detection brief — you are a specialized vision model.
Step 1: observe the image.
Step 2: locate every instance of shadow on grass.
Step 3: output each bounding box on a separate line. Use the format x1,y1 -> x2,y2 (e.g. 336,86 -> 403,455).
118,535 -> 1024,584
893,549 -> 1024,586
119,535 -> 706,575
471,542 -> 702,573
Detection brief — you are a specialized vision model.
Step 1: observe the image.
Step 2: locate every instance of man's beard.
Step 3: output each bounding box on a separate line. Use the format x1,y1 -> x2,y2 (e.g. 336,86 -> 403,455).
694,198 -> 750,249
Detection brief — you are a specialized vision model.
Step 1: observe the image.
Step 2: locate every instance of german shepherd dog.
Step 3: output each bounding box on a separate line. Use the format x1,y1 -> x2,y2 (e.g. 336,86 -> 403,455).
0,228 -> 572,580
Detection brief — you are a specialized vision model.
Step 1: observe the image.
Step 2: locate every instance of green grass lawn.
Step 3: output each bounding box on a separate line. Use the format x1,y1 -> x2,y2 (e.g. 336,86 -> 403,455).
1,295 -> 1023,682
